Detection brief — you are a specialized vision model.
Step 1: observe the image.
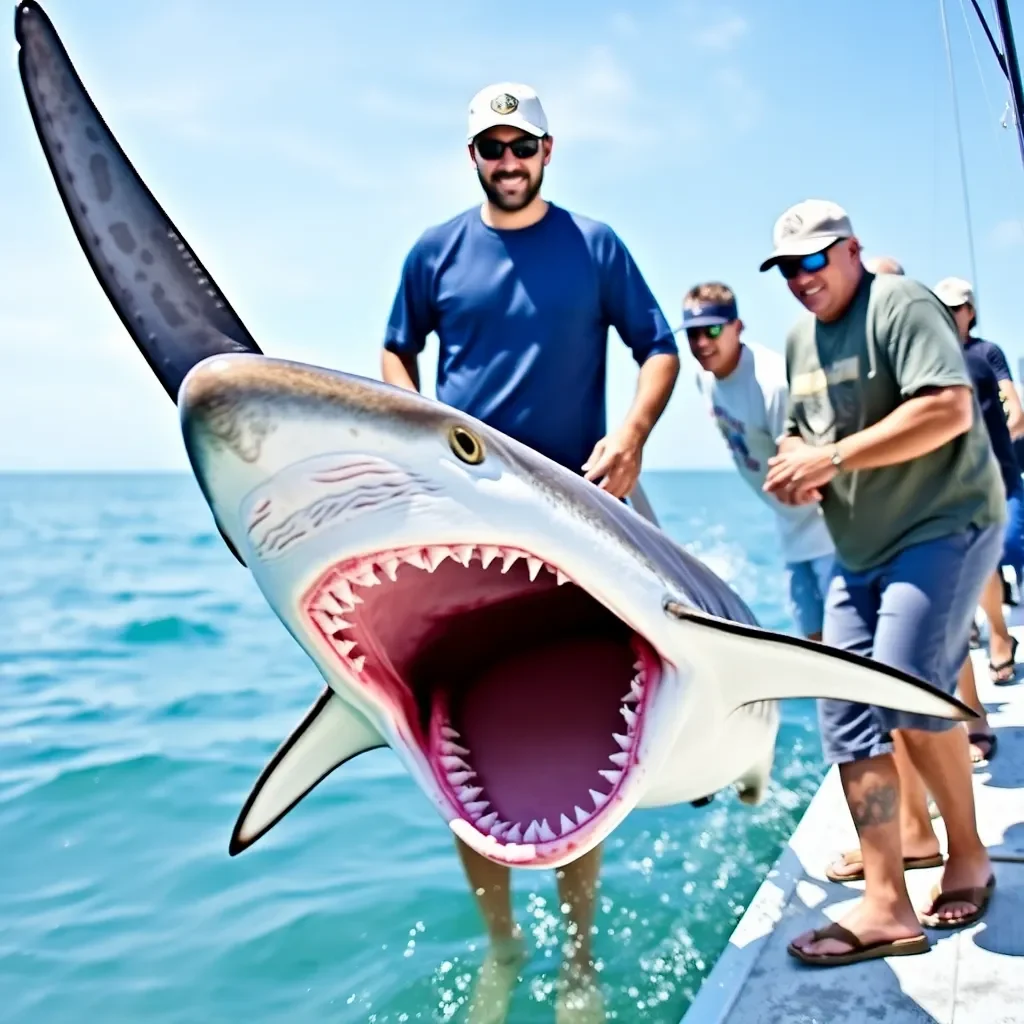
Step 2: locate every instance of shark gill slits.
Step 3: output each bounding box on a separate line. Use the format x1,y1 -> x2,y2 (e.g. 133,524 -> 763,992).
448,425 -> 485,465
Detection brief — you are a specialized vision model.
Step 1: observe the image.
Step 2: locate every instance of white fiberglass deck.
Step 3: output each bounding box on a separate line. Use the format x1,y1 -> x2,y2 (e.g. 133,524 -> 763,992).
682,610 -> 1024,1024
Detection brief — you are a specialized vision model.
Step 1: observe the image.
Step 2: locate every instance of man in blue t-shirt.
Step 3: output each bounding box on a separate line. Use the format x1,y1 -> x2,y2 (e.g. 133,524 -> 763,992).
935,277 -> 1023,690
381,81 -> 679,1017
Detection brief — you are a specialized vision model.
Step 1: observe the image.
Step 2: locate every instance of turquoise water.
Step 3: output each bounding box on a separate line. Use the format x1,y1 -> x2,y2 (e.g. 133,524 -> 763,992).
0,471 -> 826,1023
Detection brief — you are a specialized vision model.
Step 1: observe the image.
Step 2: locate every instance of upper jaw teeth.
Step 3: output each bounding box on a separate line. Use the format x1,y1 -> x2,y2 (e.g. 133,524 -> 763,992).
436,661 -> 648,851
308,543 -> 576,675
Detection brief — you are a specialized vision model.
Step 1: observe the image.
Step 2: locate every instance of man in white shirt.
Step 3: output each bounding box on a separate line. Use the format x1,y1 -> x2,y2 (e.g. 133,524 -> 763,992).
684,281 -> 836,638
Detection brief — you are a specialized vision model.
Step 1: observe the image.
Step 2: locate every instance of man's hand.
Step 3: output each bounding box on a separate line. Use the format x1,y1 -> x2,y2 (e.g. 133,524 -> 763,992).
763,438 -> 835,505
582,426 -> 644,498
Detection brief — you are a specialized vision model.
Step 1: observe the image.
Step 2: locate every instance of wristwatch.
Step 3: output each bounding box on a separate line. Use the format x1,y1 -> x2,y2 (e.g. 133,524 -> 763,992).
830,443 -> 843,470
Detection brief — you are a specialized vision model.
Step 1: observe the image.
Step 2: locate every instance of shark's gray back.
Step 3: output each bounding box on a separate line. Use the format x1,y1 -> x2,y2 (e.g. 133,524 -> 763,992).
483,431 -> 762,628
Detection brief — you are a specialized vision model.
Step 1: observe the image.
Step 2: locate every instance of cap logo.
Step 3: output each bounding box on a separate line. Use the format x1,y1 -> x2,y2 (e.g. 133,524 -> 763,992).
779,212 -> 804,238
490,93 -> 519,115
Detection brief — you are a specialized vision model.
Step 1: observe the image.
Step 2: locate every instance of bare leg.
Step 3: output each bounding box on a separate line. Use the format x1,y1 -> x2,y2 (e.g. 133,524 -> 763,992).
791,753 -> 924,955
555,845 -> 605,1023
457,836 -> 526,1024
955,654 -> 995,763
455,835 -> 518,944
980,572 -> 1016,681
898,724 -> 993,923
826,732 -> 940,880
891,732 -> 940,853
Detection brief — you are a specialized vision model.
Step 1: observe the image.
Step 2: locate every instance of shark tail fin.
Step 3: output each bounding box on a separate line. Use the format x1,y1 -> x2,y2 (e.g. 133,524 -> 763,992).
15,0 -> 262,404
229,687 -> 386,855
665,602 -> 977,722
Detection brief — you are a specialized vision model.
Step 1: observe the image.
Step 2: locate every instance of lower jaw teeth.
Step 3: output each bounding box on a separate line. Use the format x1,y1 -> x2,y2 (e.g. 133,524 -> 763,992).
439,675 -> 645,847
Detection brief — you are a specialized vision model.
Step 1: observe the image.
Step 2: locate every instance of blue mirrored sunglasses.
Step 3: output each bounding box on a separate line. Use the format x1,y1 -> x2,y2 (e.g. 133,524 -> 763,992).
777,246 -> 832,280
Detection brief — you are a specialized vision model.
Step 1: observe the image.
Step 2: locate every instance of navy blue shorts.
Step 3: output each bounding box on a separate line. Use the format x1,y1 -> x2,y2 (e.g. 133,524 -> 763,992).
817,523 -> 1003,765
1001,484 -> 1024,581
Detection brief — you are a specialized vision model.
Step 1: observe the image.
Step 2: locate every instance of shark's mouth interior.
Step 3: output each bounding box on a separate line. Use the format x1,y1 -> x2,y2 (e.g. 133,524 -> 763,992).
303,543 -> 661,852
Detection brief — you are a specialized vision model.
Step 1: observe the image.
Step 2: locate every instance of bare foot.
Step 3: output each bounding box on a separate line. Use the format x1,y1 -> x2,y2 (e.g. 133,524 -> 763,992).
466,931 -> 528,1024
556,962 -> 605,1024
968,731 -> 996,765
789,899 -> 923,958
919,852 -> 994,926
988,634 -> 1017,683
826,841 -> 941,881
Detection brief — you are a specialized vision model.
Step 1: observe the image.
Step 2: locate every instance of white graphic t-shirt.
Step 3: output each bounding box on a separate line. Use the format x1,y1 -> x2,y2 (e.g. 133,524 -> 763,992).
695,341 -> 835,565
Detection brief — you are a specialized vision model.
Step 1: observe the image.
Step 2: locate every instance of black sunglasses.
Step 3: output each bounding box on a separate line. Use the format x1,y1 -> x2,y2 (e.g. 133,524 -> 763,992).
474,135 -> 542,161
686,324 -> 726,341
776,241 -> 839,280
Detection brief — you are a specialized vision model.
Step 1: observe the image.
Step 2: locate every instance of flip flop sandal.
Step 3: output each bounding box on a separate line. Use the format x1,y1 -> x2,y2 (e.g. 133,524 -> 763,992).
919,874 -> 996,930
825,848 -> 944,883
989,637 -> 1019,684
968,732 -> 998,765
787,922 -> 930,967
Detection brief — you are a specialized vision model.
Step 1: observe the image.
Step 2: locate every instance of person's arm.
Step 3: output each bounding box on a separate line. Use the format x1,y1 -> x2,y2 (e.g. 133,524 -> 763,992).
582,230 -> 679,496
834,385 -> 973,469
999,381 -> 1024,439
382,349 -> 420,392
380,240 -> 434,394
619,352 -> 680,445
764,293 -> 976,500
985,341 -> 1024,438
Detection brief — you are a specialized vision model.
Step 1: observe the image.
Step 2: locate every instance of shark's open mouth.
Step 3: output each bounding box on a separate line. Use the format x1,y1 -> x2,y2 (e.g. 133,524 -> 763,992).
302,543 -> 660,854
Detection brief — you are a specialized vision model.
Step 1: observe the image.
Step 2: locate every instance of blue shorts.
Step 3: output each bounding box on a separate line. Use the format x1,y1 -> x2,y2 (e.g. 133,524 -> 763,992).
1001,484 -> 1024,581
818,523 -> 1003,765
785,553 -> 835,637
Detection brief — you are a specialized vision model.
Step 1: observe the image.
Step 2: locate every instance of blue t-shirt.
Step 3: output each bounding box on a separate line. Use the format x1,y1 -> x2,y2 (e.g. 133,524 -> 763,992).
963,337 -> 1021,496
383,203 -> 676,472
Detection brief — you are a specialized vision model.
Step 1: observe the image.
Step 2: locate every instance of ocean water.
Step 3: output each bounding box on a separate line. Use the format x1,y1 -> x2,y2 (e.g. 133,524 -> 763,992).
0,471 -> 826,1023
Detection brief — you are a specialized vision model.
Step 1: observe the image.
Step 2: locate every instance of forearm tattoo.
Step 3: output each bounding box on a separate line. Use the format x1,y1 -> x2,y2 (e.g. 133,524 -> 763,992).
850,783 -> 898,829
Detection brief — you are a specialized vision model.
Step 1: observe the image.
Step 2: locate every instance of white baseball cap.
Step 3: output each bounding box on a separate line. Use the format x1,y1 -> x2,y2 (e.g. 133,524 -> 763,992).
933,276 -> 975,307
759,199 -> 855,272
467,82 -> 549,141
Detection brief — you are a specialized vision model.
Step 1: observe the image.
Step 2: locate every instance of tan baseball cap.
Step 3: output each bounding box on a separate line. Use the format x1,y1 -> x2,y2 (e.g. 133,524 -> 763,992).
933,276 -> 974,307
759,199 -> 855,272
467,82 -> 549,141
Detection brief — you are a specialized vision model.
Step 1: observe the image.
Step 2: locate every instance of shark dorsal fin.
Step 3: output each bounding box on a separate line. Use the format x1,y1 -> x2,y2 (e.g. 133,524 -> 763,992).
229,687 -> 385,854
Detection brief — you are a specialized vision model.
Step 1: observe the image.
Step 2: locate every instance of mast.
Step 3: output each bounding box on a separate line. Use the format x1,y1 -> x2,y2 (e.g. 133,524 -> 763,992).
970,0 -> 1024,168
993,0 -> 1024,167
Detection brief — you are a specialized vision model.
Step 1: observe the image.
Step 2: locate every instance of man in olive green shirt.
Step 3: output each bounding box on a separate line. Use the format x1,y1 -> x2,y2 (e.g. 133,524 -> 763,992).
760,200 -> 1003,967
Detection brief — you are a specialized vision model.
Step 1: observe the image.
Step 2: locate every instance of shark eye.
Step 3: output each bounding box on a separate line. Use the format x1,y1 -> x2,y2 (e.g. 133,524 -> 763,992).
448,424 -> 485,465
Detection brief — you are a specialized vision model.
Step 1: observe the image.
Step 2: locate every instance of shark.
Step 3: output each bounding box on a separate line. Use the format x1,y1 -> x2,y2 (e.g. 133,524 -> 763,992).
15,0 -> 977,872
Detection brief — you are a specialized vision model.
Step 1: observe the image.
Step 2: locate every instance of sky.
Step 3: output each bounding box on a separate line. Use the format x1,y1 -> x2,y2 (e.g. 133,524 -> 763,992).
3,0 -> 1024,471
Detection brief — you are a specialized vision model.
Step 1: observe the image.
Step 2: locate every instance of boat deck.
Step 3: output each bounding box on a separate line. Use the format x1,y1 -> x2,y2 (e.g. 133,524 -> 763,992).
682,611 -> 1024,1024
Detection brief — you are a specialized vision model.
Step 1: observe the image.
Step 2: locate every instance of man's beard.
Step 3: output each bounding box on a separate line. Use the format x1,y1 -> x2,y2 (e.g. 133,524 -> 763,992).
477,166 -> 543,212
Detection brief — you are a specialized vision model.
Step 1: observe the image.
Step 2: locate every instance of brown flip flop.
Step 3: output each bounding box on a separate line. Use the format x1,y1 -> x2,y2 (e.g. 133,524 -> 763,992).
919,874 -> 996,930
825,848 -> 944,883
787,922 -> 930,967
968,732 -> 998,765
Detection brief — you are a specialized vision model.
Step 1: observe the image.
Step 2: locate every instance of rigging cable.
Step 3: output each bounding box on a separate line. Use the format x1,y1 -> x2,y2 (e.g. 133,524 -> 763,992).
962,0 -> 1001,126
939,0 -> 982,304
968,0 -> 1024,245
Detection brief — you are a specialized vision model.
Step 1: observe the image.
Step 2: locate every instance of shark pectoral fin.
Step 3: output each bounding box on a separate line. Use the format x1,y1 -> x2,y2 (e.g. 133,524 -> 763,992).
229,686 -> 386,855
664,602 -> 977,722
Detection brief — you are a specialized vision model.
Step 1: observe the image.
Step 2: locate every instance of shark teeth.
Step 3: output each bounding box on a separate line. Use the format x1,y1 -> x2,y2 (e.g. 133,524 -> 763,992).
309,543 -> 581,683
436,657 -> 647,849
309,546 -> 652,851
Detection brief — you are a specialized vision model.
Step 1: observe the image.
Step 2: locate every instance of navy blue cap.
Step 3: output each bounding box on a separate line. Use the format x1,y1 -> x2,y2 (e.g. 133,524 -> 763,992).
680,298 -> 738,330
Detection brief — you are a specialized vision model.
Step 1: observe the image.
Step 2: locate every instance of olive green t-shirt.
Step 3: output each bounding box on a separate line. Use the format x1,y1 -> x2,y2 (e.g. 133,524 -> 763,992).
783,272 -> 1005,572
